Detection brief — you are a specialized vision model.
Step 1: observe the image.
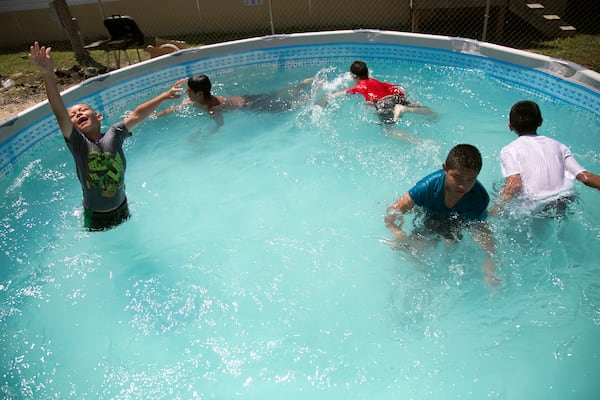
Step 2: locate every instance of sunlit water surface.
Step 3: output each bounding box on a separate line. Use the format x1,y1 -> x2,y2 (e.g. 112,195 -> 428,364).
1,61 -> 600,399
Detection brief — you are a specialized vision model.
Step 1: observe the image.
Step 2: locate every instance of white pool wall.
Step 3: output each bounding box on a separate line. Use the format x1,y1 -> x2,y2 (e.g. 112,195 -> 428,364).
1,29 -> 599,179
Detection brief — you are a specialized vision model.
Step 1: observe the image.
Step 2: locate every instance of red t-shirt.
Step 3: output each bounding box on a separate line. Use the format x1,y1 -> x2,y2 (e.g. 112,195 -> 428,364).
346,78 -> 405,103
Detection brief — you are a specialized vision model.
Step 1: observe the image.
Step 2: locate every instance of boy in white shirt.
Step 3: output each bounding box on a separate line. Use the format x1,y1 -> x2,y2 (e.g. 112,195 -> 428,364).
496,100 -> 600,213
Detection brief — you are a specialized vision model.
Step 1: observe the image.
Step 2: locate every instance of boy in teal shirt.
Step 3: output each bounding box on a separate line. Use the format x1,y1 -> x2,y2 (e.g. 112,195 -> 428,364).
385,144 -> 498,285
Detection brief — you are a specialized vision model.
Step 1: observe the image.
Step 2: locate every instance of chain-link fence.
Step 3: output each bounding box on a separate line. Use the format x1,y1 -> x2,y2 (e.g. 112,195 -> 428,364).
0,1 -> 598,60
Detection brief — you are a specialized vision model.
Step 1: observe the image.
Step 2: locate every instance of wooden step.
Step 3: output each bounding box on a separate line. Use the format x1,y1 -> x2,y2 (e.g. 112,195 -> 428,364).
526,3 -> 544,10
509,1 -> 576,37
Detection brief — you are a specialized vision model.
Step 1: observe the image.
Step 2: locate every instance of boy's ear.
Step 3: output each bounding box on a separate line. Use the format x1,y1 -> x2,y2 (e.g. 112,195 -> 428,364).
538,118 -> 543,127
508,122 -> 514,131
442,162 -> 447,172
96,113 -> 103,121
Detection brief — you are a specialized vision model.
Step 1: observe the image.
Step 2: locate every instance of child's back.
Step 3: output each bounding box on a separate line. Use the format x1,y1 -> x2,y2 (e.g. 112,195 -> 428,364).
500,134 -> 578,201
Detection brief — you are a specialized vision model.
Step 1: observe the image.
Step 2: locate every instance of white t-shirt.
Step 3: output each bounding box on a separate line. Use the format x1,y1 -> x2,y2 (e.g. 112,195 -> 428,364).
500,134 -> 585,201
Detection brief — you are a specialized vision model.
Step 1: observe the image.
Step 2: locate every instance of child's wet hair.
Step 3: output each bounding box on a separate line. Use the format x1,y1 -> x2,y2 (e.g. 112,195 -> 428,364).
509,100 -> 542,134
187,74 -> 212,96
350,60 -> 369,79
445,144 -> 483,172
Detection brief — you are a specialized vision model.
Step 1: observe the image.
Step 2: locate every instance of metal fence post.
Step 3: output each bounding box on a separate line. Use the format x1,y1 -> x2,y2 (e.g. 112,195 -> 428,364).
482,0 -> 491,41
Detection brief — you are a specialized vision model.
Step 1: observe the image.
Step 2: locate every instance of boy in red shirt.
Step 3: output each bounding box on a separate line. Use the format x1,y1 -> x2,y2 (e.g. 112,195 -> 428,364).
346,60 -> 435,125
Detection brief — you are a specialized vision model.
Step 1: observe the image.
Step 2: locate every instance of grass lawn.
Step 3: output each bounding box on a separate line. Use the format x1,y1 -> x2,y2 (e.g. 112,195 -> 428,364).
524,34 -> 600,72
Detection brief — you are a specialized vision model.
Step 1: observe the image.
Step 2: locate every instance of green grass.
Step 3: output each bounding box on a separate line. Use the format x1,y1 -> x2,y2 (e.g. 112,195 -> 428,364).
0,48 -> 149,82
524,34 -> 600,72
0,48 -> 156,111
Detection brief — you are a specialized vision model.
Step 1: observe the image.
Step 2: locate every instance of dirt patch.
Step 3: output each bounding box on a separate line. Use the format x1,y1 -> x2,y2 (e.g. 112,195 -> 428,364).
0,85 -> 48,121
0,68 -> 89,121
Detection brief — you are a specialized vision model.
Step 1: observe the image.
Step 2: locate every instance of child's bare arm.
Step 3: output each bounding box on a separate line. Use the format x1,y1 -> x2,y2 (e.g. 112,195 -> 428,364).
576,170 -> 600,190
499,174 -> 522,202
155,98 -> 193,117
471,222 -> 500,286
124,79 -> 186,130
384,193 -> 415,239
28,42 -> 73,140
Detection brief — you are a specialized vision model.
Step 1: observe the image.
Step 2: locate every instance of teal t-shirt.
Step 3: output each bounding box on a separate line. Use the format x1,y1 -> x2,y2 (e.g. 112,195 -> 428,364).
408,169 -> 489,221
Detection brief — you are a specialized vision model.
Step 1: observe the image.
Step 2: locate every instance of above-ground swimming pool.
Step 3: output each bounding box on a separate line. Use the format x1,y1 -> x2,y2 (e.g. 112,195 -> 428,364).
1,30 -> 599,399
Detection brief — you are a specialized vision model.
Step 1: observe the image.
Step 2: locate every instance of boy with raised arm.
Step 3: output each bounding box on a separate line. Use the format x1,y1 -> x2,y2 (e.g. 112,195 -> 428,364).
384,144 -> 498,285
29,41 -> 185,230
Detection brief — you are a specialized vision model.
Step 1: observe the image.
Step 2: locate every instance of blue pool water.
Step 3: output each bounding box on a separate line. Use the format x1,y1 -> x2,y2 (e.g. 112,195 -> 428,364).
1,56 -> 600,399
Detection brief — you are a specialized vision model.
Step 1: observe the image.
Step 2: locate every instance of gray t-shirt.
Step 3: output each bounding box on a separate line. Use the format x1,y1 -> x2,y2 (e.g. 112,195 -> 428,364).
66,121 -> 131,211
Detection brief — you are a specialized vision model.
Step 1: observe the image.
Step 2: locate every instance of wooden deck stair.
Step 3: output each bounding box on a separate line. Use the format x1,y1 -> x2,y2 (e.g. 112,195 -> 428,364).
410,0 -> 576,38
509,1 -> 576,37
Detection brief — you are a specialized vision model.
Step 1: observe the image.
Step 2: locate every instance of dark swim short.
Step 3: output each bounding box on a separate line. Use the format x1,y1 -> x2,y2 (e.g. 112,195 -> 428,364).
84,198 -> 130,231
242,94 -> 294,112
535,196 -> 575,219
375,94 -> 408,124
412,214 -> 464,242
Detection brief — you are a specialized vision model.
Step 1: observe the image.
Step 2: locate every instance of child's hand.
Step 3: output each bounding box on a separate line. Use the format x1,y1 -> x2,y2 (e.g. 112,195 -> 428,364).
29,41 -> 55,77
387,225 -> 407,241
485,271 -> 501,286
484,259 -> 501,286
164,78 -> 187,99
